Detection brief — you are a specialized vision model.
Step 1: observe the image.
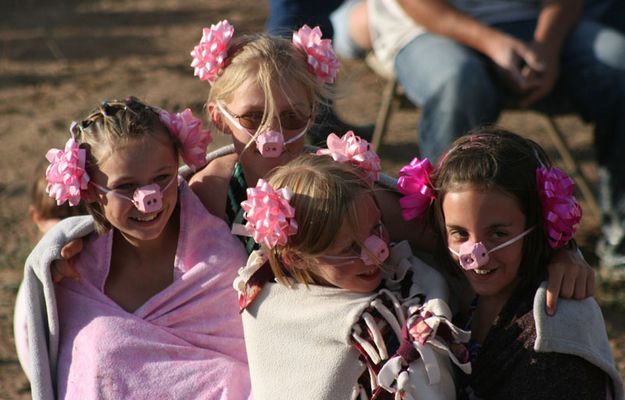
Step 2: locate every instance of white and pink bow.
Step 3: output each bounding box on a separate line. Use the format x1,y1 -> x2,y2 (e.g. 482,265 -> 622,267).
292,24 -> 340,84
45,130 -> 90,207
159,108 -> 212,170
241,179 -> 298,248
191,21 -> 339,85
190,20 -> 234,84
316,131 -> 381,184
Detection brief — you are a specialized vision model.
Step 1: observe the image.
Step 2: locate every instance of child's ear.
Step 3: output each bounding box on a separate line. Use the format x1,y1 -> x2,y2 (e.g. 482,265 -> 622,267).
29,205 -> 44,227
207,102 -> 230,134
81,186 -> 99,203
280,248 -> 306,269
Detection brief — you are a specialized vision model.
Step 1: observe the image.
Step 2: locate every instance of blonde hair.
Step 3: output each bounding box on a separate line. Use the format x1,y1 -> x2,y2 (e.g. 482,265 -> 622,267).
265,154 -> 373,285
208,34 -> 332,150
73,97 -> 176,233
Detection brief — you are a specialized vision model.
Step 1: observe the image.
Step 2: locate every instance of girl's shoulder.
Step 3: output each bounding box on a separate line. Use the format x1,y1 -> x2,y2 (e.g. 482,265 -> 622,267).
385,241 -> 450,303
188,153 -> 238,221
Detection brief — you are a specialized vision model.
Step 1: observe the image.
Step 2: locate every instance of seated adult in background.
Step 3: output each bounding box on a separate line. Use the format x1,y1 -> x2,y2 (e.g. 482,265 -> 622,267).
585,0 -> 625,33
339,0 -> 625,271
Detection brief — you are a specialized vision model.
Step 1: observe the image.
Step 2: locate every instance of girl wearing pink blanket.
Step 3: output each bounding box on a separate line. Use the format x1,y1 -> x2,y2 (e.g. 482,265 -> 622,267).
17,97 -> 250,399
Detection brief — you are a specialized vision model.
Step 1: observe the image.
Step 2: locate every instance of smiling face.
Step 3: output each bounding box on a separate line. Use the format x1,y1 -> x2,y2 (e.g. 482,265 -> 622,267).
443,188 -> 527,301
310,193 -> 388,293
90,134 -> 179,246
210,76 -> 311,185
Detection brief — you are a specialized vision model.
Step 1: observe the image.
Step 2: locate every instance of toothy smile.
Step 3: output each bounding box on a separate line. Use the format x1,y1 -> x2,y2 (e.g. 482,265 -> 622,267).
131,213 -> 159,222
473,267 -> 497,275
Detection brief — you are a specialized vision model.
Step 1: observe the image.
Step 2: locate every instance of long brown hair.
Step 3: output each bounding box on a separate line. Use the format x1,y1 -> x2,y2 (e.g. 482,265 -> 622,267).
429,127 -> 554,290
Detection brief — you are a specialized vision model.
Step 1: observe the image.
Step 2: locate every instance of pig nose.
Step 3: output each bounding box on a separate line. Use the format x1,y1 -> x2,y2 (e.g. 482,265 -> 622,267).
361,235 -> 389,265
132,184 -> 163,213
458,241 -> 489,270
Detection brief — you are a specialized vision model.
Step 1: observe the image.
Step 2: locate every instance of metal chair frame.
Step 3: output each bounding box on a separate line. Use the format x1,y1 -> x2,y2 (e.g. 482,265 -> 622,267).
370,75 -> 600,218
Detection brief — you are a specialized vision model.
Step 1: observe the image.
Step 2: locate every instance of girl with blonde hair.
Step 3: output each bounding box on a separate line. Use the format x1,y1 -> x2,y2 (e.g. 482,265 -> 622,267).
235,153 -> 470,399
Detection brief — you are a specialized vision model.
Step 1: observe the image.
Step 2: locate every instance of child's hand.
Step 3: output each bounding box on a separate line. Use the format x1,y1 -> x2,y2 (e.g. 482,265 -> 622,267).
52,239 -> 84,282
545,245 -> 595,316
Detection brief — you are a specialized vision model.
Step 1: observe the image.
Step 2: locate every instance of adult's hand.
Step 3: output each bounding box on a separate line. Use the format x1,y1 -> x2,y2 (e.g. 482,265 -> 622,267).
518,41 -> 561,108
483,32 -> 545,95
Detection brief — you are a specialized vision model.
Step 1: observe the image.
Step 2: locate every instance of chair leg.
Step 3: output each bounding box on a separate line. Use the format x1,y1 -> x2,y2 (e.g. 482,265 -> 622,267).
371,78 -> 398,152
541,114 -> 600,219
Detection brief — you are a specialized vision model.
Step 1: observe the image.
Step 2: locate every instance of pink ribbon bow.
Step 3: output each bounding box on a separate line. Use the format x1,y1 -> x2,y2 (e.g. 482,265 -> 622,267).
190,20 -> 234,84
397,157 -> 435,221
45,135 -> 90,207
292,24 -> 340,84
407,310 -> 435,346
159,108 -> 212,170
316,131 -> 381,184
536,166 -> 582,249
241,179 -> 298,248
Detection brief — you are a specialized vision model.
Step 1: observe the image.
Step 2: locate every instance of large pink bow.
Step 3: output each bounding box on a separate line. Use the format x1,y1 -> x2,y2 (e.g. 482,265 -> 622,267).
159,108 -> 212,169
45,136 -> 90,207
292,24 -> 340,84
316,131 -> 381,184
190,20 -> 234,84
536,166 -> 582,249
397,157 -> 435,221
241,179 -> 298,248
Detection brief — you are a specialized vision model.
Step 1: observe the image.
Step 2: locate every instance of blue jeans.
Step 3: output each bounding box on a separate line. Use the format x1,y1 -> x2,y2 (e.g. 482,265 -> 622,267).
266,0 -> 344,38
395,18 -> 625,263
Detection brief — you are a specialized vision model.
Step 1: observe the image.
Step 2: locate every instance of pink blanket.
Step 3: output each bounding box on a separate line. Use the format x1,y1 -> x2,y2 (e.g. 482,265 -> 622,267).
54,182 -> 250,399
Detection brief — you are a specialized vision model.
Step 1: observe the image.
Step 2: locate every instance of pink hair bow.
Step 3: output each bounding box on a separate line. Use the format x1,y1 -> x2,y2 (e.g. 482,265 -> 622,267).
241,179 -> 298,248
159,108 -> 212,170
190,20 -> 234,84
536,166 -> 582,249
45,133 -> 90,207
397,157 -> 435,221
316,131 -> 381,184
292,24 -> 340,84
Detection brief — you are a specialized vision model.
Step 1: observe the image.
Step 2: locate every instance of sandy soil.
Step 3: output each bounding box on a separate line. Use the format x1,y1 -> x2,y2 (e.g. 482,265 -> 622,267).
0,1 -> 623,398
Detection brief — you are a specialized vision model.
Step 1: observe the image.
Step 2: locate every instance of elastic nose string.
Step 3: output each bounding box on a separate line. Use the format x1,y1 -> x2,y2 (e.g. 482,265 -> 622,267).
92,175 -> 177,213
217,103 -> 309,158
449,227 -> 535,270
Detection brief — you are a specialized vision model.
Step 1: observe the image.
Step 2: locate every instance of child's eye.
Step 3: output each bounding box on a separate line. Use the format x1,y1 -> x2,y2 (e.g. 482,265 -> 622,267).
155,174 -> 171,184
492,231 -> 509,240
449,230 -> 469,241
347,242 -> 362,256
239,112 -> 263,128
113,183 -> 136,195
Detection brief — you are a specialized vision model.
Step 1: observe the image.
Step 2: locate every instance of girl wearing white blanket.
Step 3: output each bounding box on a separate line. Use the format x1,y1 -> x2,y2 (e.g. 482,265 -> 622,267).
233,153 -> 471,400
16,97 -> 251,399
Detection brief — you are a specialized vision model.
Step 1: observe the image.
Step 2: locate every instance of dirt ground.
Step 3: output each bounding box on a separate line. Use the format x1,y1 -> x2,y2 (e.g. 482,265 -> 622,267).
1,1 -> 623,398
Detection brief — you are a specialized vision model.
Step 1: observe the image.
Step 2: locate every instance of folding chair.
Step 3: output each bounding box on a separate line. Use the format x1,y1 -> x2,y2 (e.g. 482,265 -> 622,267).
368,60 -> 600,219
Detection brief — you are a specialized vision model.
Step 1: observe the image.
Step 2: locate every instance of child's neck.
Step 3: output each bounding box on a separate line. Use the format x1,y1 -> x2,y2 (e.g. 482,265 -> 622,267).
471,287 -> 516,344
105,208 -> 180,312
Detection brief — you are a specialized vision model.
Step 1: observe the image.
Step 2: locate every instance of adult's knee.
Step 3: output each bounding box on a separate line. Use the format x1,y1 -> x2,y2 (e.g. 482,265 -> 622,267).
402,53 -> 497,110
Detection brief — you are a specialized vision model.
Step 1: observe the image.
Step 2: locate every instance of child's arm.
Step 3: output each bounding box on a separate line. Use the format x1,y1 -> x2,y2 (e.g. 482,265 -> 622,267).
545,241 -> 594,315
52,239 -> 83,282
188,153 -> 238,222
